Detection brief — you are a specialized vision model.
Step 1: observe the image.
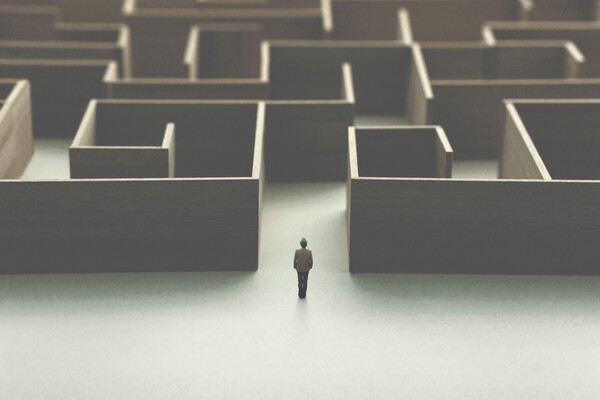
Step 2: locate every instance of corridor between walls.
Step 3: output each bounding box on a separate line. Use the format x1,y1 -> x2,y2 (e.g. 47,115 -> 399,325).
259,182 -> 349,275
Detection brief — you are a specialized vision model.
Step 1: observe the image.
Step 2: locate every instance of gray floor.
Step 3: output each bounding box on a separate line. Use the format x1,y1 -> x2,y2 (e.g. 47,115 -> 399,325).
20,138 -> 71,180
2,141 -> 600,399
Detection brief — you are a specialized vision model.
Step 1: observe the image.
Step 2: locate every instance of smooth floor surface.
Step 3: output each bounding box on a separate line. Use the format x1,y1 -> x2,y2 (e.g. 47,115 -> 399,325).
452,159 -> 499,179
2,181 -> 600,399
20,138 -> 71,180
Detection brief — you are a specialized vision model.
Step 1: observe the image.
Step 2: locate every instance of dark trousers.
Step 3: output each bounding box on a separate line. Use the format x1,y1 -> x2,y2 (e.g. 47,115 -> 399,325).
297,271 -> 309,295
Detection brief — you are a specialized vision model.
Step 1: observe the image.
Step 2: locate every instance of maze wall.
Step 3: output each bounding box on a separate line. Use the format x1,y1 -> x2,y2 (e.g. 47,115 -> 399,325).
0,0 -> 598,274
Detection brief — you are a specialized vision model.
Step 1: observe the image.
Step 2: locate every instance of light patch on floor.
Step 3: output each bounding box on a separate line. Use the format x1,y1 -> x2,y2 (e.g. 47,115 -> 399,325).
354,114 -> 409,127
19,138 -> 71,180
452,159 -> 499,179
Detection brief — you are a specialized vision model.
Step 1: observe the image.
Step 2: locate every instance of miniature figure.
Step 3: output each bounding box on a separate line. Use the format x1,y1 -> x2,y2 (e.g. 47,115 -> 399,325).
294,237 -> 313,298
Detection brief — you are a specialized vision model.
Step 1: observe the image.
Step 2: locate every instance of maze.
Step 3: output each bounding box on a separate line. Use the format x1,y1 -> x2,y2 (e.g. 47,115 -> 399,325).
0,0 -> 598,274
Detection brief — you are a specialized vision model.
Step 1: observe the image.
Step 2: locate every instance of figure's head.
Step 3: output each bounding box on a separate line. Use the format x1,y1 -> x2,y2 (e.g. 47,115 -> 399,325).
300,238 -> 308,248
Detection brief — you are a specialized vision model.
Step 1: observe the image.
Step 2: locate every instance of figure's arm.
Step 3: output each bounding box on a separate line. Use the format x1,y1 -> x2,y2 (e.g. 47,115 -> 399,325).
294,250 -> 298,269
309,252 -> 313,269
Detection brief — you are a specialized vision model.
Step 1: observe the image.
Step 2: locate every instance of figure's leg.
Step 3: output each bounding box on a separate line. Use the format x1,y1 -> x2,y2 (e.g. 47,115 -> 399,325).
297,272 -> 308,296
297,271 -> 303,293
304,272 -> 309,292
298,271 -> 307,298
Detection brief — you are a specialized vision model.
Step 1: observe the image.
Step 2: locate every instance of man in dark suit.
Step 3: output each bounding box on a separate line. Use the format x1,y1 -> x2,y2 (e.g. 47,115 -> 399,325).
294,237 -> 313,298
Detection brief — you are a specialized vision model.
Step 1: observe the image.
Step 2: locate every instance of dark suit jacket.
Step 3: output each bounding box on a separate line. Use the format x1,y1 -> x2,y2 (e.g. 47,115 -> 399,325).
294,248 -> 313,272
